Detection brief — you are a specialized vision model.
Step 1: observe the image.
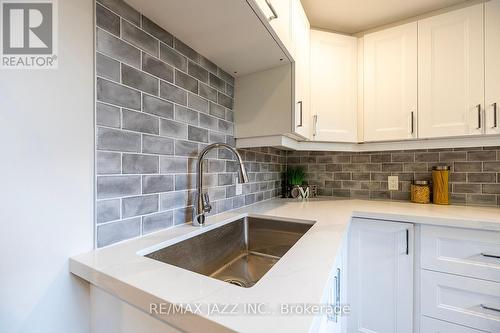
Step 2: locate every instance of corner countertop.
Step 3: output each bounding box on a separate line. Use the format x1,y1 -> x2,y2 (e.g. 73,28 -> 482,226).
70,198 -> 500,333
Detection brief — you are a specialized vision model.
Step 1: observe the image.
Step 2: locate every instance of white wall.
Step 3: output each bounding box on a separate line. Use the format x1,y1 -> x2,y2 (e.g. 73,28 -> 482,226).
0,0 -> 94,332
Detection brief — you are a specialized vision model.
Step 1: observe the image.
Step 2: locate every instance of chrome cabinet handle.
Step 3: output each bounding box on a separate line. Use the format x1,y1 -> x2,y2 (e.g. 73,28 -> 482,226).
336,268 -> 341,307
481,304 -> 500,313
406,229 -> 409,255
327,275 -> 338,322
476,104 -> 482,129
410,111 -> 415,135
265,0 -> 278,20
297,101 -> 303,127
481,252 -> 500,259
493,103 -> 498,129
313,115 -> 318,137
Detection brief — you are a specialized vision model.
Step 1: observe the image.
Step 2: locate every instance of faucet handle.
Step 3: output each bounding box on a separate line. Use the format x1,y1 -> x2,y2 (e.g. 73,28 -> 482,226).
202,192 -> 212,213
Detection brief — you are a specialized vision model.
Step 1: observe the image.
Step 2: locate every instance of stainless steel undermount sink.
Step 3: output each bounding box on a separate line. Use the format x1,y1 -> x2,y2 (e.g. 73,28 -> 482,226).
144,217 -> 314,288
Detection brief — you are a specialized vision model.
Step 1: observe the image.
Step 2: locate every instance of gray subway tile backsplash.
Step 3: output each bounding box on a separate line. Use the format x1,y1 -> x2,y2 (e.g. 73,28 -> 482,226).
142,135 -> 174,155
97,218 -> 141,248
97,175 -> 141,199
174,105 -> 199,126
96,52 -> 120,82
141,15 -> 173,47
122,109 -> 159,134
159,119 -> 188,139
96,199 -> 121,223
96,28 -> 140,68
142,94 -> 174,119
175,70 -> 198,93
97,151 -> 121,174
173,38 -> 199,62
122,20 -> 159,56
188,61 -> 209,83
96,102 -> 120,128
142,175 -> 174,194
160,43 -> 187,71
209,73 -> 225,92
122,154 -> 159,174
142,211 -> 174,234
97,127 -> 141,152
198,82 -> 217,102
160,157 -> 188,173
160,191 -> 189,211
142,53 -> 174,83
97,0 -> 140,26
122,194 -> 158,218
288,147 -> 500,207
97,77 -> 141,110
96,3 -> 120,36
94,1 -> 292,247
188,93 -> 209,113
160,81 -> 187,105
121,64 -> 159,95
209,102 -> 225,119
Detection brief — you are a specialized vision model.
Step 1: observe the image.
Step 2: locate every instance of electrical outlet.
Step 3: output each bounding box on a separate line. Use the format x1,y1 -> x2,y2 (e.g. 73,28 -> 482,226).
236,183 -> 243,195
388,176 -> 399,191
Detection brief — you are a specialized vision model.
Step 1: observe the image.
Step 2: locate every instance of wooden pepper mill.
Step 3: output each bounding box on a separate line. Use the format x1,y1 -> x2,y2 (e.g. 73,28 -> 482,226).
432,165 -> 450,205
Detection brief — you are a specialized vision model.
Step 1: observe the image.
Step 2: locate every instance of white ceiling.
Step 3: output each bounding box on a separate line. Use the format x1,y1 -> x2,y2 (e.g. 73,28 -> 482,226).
300,0 -> 470,34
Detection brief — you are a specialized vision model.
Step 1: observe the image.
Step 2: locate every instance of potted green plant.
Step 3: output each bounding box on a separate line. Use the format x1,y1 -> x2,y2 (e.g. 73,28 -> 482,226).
285,167 -> 307,198
287,166 -> 305,186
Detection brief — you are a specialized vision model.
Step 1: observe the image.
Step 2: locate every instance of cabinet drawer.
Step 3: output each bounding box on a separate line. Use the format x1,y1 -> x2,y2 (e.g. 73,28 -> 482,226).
422,316 -> 485,333
421,225 -> 500,282
421,270 -> 500,332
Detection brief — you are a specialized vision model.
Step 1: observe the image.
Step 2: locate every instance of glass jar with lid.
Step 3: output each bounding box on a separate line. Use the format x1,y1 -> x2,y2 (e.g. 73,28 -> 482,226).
432,165 -> 450,205
411,180 -> 431,204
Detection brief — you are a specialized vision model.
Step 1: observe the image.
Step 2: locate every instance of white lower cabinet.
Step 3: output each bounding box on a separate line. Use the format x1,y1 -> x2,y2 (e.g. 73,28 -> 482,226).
421,225 -> 500,282
421,270 -> 500,332
419,225 -> 500,333
314,239 -> 347,333
91,286 -> 181,333
347,218 -> 414,333
421,316 -> 485,333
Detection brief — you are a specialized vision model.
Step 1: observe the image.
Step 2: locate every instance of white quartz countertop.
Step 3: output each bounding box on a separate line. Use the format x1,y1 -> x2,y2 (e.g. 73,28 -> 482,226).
70,198 -> 500,333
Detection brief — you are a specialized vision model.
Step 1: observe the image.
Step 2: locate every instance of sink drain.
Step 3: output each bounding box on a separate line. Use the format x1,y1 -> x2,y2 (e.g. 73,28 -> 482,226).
224,278 -> 248,288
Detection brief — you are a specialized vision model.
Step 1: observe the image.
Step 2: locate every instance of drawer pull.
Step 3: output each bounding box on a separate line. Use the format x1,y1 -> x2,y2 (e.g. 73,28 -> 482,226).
481,252 -> 500,259
481,304 -> 500,313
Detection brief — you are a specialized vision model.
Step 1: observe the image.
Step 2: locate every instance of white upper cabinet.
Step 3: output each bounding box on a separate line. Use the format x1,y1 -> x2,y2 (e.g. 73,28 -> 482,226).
311,30 -> 357,142
125,0 -> 288,76
363,22 -> 417,142
292,0 -> 311,138
254,0 -> 293,56
234,0 -> 311,140
418,4 -> 484,138
486,0 -> 500,135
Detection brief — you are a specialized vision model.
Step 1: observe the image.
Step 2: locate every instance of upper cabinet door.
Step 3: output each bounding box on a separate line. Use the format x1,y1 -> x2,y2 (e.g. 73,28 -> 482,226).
311,31 -> 357,142
292,0 -> 310,139
418,4 -> 484,138
363,22 -> 417,142
486,0 -> 500,135
254,0 -> 293,55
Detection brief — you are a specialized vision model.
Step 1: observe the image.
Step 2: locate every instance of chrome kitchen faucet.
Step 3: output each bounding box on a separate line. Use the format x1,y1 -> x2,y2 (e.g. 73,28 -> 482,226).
194,143 -> 249,226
